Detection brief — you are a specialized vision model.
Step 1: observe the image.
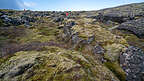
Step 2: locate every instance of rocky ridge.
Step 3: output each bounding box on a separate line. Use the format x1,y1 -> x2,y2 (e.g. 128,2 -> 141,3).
0,2 -> 144,81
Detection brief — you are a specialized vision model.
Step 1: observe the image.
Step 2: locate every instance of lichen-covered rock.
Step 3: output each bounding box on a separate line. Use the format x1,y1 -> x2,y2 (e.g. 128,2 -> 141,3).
0,46 -> 119,81
117,18 -> 144,38
120,46 -> 144,81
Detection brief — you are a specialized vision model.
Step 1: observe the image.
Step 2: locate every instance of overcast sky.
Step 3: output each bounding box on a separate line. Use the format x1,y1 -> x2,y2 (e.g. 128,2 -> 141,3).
0,0 -> 144,11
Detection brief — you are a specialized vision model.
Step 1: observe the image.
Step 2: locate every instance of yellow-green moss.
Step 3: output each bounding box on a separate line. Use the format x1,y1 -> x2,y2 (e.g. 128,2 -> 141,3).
104,62 -> 126,81
0,19 -> 3,26
103,43 -> 126,62
0,46 -> 120,81
0,58 -> 5,65
72,20 -> 128,46
17,28 -> 58,43
112,29 -> 144,50
38,26 -> 60,36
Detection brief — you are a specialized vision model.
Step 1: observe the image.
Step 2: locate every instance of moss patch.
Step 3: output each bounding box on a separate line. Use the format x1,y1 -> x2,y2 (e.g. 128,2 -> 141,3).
112,29 -> 144,50
0,46 -> 119,81
104,62 -> 126,81
103,43 -> 126,62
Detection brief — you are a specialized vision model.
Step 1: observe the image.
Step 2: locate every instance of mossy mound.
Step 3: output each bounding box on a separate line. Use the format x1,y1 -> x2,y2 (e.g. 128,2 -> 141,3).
112,29 -> 144,51
0,46 -> 119,81
72,19 -> 128,46
66,18 -> 128,81
104,43 -> 126,62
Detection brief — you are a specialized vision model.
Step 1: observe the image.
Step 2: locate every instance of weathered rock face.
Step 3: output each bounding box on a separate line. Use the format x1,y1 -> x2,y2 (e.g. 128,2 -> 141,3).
95,2 -> 144,23
117,18 -> 144,38
95,13 -> 131,23
0,46 -> 119,81
120,46 -> 144,81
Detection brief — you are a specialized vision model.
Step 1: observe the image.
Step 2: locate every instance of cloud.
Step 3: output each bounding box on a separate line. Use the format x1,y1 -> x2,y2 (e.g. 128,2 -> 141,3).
23,2 -> 36,7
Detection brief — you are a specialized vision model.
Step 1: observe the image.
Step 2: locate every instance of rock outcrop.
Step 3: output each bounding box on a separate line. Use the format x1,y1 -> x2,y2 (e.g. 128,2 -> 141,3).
120,46 -> 144,81
117,18 -> 144,38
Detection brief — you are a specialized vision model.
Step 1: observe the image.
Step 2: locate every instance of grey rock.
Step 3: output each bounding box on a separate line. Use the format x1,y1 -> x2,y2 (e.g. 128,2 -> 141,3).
93,45 -> 105,54
65,21 -> 76,27
120,46 -> 144,81
7,63 -> 34,78
87,35 -> 95,44
0,14 -> 36,26
53,17 -> 64,22
63,26 -> 72,38
71,33 -> 82,45
117,18 -> 144,38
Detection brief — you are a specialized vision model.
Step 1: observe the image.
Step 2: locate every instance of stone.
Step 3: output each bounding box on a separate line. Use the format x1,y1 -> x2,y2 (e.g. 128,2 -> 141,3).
93,45 -> 105,54
7,63 -> 34,78
117,18 -> 144,38
71,33 -> 81,45
53,17 -> 64,22
66,21 -> 76,26
120,46 -> 144,81
63,26 -> 72,38
87,35 -> 95,44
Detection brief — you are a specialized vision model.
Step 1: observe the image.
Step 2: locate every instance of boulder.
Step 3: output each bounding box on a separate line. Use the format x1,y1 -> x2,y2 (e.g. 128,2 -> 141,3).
65,21 -> 76,27
117,18 -> 144,38
120,46 -> 144,81
53,17 -> 64,22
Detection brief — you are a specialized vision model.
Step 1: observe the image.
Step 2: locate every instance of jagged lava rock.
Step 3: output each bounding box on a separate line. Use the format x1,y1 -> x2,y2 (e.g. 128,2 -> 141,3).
120,46 -> 144,81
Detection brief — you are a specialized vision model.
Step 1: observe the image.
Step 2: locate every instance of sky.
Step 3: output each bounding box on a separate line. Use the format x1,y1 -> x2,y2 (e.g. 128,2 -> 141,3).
0,0 -> 144,11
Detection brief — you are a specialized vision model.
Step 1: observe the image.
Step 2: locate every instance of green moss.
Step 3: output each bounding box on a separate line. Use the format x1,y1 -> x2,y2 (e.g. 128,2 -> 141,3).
17,28 -> 57,43
78,46 -> 83,52
112,29 -> 144,50
103,43 -> 126,62
72,20 -> 128,47
125,34 -> 144,50
38,27 -> 60,36
0,36 -> 9,43
0,46 -> 120,81
0,19 -> 3,26
104,62 -> 126,81
0,56 -> 12,65
0,58 -> 5,65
